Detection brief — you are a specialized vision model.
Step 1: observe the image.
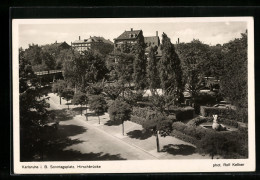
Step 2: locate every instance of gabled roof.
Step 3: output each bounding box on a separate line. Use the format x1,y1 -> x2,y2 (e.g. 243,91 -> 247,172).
72,40 -> 85,44
91,36 -> 114,45
73,36 -> 113,45
115,30 -> 142,40
42,41 -> 70,49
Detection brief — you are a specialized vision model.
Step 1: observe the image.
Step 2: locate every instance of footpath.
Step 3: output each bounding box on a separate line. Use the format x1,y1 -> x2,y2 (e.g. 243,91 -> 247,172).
48,93 -> 210,160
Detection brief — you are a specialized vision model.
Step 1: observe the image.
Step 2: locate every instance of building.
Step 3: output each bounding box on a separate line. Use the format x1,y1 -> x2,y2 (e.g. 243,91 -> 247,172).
144,31 -> 160,47
71,36 -> 114,54
114,28 -> 144,49
41,41 -> 71,51
144,31 -> 162,57
114,28 -> 163,56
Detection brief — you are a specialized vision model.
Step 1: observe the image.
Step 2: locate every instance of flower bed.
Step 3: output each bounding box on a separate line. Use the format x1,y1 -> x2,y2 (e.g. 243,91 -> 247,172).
170,121 -> 248,158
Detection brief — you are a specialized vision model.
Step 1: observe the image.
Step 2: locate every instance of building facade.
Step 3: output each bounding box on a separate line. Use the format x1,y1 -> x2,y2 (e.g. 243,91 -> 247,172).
114,28 -> 144,50
71,36 -> 114,54
114,29 -> 163,57
144,31 -> 160,48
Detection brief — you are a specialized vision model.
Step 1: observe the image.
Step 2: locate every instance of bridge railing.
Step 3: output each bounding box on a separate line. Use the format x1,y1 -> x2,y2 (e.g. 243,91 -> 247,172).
35,70 -> 63,76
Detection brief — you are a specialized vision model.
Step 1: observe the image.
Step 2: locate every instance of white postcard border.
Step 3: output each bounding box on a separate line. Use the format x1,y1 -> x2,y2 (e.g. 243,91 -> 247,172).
12,17 -> 255,174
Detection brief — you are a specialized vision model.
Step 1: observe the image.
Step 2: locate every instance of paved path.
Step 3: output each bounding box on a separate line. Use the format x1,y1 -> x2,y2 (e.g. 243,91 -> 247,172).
46,93 -> 210,160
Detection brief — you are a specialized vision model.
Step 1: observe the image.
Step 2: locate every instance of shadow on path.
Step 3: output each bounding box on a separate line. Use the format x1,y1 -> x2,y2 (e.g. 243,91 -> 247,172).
86,112 -> 105,117
126,130 -> 153,140
104,120 -> 122,126
49,109 -> 73,121
57,124 -> 87,137
43,150 -> 126,161
21,123 -> 127,161
161,144 -> 196,156
71,106 -> 87,111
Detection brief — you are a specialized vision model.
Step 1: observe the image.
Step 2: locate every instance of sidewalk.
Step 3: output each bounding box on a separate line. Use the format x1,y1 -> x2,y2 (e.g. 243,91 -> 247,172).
75,110 -> 210,160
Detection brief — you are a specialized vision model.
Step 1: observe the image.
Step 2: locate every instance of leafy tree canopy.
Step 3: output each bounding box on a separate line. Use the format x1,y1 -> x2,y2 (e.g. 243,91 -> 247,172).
88,95 -> 107,115
108,99 -> 132,123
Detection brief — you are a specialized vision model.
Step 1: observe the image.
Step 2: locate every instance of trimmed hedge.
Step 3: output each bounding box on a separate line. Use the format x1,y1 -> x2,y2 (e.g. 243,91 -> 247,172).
132,106 -> 194,123
187,116 -> 239,128
171,130 -> 199,146
186,117 -> 212,126
218,118 -> 239,128
198,130 -> 248,158
172,121 -> 213,140
171,121 -> 248,158
167,106 -> 194,122
200,106 -> 237,120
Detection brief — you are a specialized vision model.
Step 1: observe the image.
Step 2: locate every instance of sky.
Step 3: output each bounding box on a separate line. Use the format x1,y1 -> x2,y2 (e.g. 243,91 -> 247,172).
18,18 -> 248,49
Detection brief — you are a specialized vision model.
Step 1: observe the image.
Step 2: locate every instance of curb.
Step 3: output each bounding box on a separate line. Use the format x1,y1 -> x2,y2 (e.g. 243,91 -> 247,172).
75,115 -> 160,160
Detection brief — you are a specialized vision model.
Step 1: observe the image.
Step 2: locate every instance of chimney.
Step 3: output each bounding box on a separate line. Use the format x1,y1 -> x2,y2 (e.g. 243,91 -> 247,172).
131,28 -> 133,31
79,36 -> 81,40
55,40 -> 57,44
178,38 -> 180,44
156,31 -> 158,37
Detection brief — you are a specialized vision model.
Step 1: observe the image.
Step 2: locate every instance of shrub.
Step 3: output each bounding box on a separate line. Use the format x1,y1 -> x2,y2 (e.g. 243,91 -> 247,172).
167,114 -> 177,122
194,92 -> 217,114
130,115 -> 146,125
106,99 -> 114,108
186,117 -> 211,126
172,121 -> 213,140
186,116 -> 239,128
200,106 -> 237,120
198,130 -> 248,159
132,107 -> 150,119
218,118 -> 239,128
170,130 -> 199,146
195,92 -> 217,105
171,120 -> 248,158
89,95 -> 108,114
167,106 -> 194,122
108,100 -> 132,122
238,125 -> 248,133
172,121 -> 187,132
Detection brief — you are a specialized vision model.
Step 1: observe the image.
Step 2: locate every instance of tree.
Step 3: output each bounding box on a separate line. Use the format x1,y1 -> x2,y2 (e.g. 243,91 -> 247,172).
147,46 -> 160,95
142,112 -> 172,152
72,91 -> 88,115
220,32 -> 248,122
159,33 -> 183,105
92,42 -> 114,55
108,100 -> 132,135
24,44 -> 43,66
19,47 -> 50,160
132,37 -> 147,90
102,82 -> 124,100
52,80 -> 67,104
86,82 -> 104,96
88,95 -> 107,124
61,88 -> 74,110
113,52 -> 135,86
175,40 -> 213,106
40,51 -> 56,70
63,50 -> 108,91
208,45 -> 224,80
